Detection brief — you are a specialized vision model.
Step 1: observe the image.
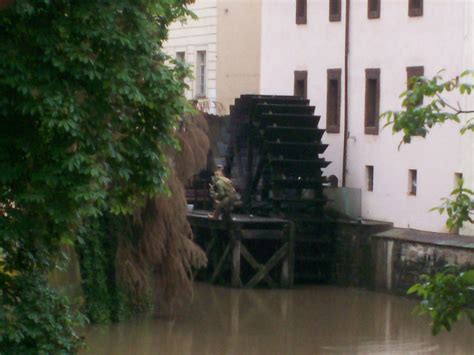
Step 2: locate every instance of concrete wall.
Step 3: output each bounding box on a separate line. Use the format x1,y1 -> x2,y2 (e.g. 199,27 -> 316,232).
216,0 -> 262,114
333,226 -> 474,295
165,0 -> 218,103
372,229 -> 474,294
259,0 -> 473,234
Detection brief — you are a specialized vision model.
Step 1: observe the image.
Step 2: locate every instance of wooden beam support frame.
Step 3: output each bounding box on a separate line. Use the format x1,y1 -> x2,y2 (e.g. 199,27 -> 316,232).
188,211 -> 295,289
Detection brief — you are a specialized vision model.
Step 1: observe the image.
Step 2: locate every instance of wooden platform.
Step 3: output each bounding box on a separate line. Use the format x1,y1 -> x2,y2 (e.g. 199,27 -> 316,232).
188,210 -> 295,288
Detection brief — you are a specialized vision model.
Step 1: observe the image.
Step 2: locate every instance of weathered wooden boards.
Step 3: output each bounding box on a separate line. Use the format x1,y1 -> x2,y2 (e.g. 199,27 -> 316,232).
188,210 -> 295,289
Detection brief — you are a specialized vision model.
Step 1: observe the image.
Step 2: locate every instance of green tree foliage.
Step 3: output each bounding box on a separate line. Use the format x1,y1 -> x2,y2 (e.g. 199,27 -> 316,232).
383,70 -> 474,233
408,266 -> 474,335
0,272 -> 87,354
383,70 -> 474,146
0,0 -> 193,352
383,70 -> 474,334
430,179 -> 474,234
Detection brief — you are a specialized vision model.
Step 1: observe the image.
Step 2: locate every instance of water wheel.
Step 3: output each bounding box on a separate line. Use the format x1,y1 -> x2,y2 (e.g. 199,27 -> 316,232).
226,94 -> 330,218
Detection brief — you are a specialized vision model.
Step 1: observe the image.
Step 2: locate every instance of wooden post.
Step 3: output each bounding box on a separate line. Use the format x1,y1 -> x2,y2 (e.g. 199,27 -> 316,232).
281,227 -> 290,288
246,244 -> 287,288
231,229 -> 241,288
288,221 -> 295,287
211,242 -> 232,283
281,222 -> 295,288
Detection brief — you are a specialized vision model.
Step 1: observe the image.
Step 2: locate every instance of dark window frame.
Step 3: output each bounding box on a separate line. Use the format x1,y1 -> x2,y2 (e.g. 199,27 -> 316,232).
364,68 -> 380,135
326,69 -> 342,133
365,165 -> 375,191
176,51 -> 185,62
329,0 -> 341,22
366,165 -> 374,192
294,70 -> 308,99
409,169 -> 417,196
409,0 -> 423,17
296,0 -> 307,24
368,0 -> 381,19
406,66 -> 424,107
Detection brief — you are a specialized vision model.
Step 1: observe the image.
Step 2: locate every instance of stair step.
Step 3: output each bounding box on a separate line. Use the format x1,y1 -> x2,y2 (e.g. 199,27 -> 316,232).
271,178 -> 324,189
265,127 -> 325,143
270,159 -> 331,174
266,142 -> 328,157
256,103 -> 315,116
258,113 -> 321,128
242,95 -> 310,107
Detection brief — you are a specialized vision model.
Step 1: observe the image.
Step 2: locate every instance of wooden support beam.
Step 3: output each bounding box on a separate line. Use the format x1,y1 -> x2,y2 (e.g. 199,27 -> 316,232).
210,242 -> 232,283
244,125 -> 255,209
250,157 -> 266,194
194,228 -> 219,279
280,222 -> 295,288
231,230 -> 242,288
288,221 -> 296,287
240,244 -> 278,288
245,243 -> 288,288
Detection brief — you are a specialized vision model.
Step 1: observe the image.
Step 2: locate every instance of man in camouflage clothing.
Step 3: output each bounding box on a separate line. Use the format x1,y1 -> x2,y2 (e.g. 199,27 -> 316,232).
209,165 -> 241,220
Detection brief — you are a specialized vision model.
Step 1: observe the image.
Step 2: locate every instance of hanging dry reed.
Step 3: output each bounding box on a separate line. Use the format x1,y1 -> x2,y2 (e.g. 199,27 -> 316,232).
115,113 -> 210,315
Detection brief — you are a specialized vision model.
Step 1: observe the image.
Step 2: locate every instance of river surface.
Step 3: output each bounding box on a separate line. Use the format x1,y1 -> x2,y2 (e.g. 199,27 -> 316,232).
82,283 -> 474,355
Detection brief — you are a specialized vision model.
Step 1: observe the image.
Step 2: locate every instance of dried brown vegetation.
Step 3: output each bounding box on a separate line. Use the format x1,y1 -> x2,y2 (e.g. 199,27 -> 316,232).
116,113 -> 209,314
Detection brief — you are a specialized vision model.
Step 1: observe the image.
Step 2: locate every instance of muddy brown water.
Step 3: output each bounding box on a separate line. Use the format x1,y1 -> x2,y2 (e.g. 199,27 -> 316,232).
82,283 -> 474,355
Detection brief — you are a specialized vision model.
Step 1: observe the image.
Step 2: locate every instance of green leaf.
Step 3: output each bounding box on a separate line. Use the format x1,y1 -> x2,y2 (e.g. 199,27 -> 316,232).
461,270 -> 474,285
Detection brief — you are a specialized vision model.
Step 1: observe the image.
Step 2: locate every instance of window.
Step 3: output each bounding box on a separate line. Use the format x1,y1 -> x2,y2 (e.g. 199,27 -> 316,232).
329,0 -> 341,22
366,166 -> 374,191
364,68 -> 380,135
176,51 -> 185,62
196,51 -> 206,98
406,66 -> 424,107
326,69 -> 341,133
409,0 -> 423,17
455,172 -> 463,186
294,71 -> 308,99
296,0 -> 307,24
368,0 -> 380,19
408,169 -> 417,196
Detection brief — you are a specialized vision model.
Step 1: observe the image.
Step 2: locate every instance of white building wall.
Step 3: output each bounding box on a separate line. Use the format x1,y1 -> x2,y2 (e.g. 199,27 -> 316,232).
260,0 -> 346,181
164,0 -> 218,103
260,0 -> 473,233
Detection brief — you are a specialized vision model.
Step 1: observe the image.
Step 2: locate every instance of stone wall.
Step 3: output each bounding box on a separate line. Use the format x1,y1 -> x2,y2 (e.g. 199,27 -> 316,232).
372,229 -> 474,295
332,225 -> 474,295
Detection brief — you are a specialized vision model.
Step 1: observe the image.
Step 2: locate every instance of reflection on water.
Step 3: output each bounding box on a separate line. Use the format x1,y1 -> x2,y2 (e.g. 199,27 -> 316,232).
82,283 -> 474,355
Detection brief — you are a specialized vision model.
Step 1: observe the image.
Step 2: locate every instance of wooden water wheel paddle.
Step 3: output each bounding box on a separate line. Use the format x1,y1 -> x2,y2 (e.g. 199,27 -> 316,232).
226,94 -> 330,218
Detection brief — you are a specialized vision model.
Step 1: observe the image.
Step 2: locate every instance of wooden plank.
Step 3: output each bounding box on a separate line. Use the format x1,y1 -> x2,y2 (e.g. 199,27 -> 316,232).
240,244 -> 278,288
280,223 -> 295,288
288,221 -> 296,287
193,228 -> 219,278
231,230 -> 241,288
205,228 -> 219,254
210,242 -> 232,283
245,243 -> 288,288
244,128 -> 254,208
241,230 -> 284,240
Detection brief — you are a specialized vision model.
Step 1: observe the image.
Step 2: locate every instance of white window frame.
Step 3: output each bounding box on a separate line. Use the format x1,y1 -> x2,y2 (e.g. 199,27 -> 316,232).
196,50 -> 207,98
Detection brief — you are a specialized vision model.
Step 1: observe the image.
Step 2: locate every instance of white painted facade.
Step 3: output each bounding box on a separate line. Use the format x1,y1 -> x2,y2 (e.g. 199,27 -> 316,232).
165,0 -> 218,105
164,0 -> 262,114
259,0 -> 473,233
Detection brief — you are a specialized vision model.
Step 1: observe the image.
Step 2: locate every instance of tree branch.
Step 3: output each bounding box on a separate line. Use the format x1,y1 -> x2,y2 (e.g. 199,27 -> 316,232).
435,93 -> 474,114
